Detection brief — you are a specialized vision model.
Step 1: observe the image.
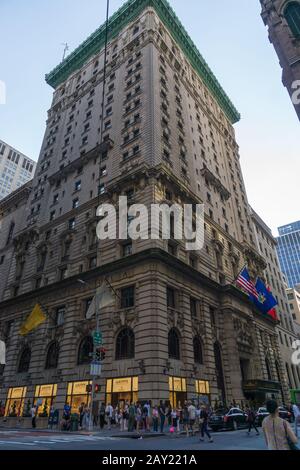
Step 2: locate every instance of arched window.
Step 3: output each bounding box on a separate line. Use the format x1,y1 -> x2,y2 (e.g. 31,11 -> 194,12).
284,2 -> 300,37
265,358 -> 272,381
77,336 -> 93,365
18,347 -> 31,373
193,336 -> 203,364
45,342 -> 59,369
115,328 -> 135,360
168,328 -> 180,360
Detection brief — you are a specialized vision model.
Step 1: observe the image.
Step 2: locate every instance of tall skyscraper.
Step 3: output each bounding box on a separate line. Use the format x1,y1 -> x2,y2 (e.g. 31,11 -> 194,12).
277,221 -> 300,288
0,139 -> 36,200
260,0 -> 300,121
0,0 -> 289,417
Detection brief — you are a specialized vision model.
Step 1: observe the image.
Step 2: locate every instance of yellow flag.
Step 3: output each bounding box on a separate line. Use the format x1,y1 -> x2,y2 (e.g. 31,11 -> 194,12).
19,304 -> 47,336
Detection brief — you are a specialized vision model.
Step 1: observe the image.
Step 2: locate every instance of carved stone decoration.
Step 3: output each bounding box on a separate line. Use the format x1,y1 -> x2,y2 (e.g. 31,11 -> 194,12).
13,228 -> 39,254
167,309 -> 184,330
243,243 -> 267,279
72,321 -> 94,338
233,316 -> 255,352
110,308 -> 138,333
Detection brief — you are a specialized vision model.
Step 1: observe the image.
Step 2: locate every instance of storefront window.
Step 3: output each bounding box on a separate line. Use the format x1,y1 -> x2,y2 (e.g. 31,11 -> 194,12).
5,387 -> 27,417
195,380 -> 210,405
66,381 -> 92,413
106,377 -> 138,407
33,384 -> 57,417
169,376 -> 187,408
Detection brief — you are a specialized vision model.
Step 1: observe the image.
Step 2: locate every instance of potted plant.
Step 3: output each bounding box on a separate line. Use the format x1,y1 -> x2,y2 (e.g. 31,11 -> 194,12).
9,401 -> 17,417
39,400 -> 48,418
23,399 -> 31,418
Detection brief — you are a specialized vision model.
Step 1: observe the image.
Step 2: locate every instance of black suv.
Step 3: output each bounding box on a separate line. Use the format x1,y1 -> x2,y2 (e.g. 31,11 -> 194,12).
209,408 -> 248,432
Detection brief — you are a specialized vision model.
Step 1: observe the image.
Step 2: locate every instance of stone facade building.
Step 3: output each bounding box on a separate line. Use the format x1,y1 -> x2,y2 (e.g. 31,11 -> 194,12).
0,0 -> 289,418
260,0 -> 300,121
251,208 -> 300,395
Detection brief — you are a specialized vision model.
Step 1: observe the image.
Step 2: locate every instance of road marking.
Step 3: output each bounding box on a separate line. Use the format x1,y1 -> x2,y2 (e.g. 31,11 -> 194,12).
0,440 -> 36,446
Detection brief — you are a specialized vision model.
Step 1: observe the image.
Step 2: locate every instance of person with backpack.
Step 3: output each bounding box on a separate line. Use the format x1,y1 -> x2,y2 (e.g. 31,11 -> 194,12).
246,406 -> 260,436
199,405 -> 213,443
105,403 -> 113,430
262,399 -> 298,450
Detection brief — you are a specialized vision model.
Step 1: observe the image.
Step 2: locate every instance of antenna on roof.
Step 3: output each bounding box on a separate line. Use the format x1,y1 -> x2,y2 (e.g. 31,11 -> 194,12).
61,43 -> 69,61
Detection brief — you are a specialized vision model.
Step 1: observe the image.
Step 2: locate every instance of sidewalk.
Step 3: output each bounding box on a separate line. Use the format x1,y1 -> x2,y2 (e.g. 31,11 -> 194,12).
0,425 -> 166,439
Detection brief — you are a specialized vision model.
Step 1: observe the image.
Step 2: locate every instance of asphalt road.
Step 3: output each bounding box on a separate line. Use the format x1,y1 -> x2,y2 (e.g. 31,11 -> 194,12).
0,428 -> 267,450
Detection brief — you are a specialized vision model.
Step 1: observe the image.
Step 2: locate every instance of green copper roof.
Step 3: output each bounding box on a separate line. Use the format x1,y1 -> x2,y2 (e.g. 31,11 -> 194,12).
45,0 -> 240,124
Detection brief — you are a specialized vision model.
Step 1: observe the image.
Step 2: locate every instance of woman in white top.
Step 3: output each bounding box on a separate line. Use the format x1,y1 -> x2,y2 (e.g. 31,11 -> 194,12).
262,400 -> 298,450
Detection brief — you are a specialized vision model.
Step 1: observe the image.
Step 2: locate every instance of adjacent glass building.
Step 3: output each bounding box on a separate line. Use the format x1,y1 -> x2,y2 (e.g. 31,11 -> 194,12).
0,139 -> 36,200
276,221 -> 300,288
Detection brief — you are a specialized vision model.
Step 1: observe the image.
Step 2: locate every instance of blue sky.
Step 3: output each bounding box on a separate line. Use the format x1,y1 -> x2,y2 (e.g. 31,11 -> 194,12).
0,0 -> 299,234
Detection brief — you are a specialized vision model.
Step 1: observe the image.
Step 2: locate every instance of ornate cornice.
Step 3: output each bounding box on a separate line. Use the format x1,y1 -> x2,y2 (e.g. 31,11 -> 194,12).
45,0 -> 240,124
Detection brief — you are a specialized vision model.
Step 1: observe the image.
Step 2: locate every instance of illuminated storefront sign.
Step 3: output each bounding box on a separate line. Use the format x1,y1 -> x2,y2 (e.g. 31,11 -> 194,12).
66,381 -> 92,412
106,377 -> 138,407
5,387 -> 27,417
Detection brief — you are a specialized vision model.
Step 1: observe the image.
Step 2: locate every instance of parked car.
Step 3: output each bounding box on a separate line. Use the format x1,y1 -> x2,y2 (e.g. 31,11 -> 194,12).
209,408 -> 248,432
278,406 -> 292,422
256,407 -> 269,426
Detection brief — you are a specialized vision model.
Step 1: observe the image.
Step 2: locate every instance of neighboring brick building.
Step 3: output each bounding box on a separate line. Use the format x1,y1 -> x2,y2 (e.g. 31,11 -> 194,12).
0,0 -> 289,419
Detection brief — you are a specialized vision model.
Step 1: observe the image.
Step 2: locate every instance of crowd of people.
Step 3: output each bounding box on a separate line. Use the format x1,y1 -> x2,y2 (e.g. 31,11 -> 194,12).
55,398 -> 300,450
74,400 -> 214,441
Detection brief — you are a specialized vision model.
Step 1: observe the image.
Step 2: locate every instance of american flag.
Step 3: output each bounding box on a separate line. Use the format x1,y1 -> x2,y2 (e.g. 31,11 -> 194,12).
236,267 -> 258,298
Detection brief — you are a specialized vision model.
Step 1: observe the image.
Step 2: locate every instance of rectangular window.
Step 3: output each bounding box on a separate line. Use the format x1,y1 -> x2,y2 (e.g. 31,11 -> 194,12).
167,287 -> 175,309
56,306 -> 65,326
75,180 -> 81,191
121,286 -> 135,309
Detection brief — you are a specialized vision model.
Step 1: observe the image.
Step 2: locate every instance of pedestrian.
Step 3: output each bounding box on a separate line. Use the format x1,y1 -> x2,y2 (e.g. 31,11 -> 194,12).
79,402 -> 85,429
82,405 -> 90,429
262,399 -> 298,450
152,405 -> 159,432
143,401 -> 150,431
105,402 -> 113,430
171,407 -> 178,431
99,403 -> 106,430
292,403 -> 300,437
123,403 -> 129,431
188,401 -> 196,436
199,405 -> 213,443
182,401 -> 190,436
246,406 -> 260,436
176,403 -> 182,434
128,402 -> 136,432
136,403 -> 143,433
159,401 -> 166,433
31,404 -> 37,429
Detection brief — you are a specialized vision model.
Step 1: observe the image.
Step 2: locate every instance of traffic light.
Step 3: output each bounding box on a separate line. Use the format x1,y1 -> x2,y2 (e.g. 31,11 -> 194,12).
100,347 -> 106,361
95,348 -> 101,361
86,384 -> 92,393
94,384 -> 101,393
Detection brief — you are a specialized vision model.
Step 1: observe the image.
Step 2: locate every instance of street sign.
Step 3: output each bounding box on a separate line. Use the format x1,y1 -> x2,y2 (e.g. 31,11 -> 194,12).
93,330 -> 103,346
90,361 -> 102,376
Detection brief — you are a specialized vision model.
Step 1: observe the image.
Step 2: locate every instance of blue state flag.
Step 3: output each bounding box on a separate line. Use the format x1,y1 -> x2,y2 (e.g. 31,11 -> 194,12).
252,278 -> 278,315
